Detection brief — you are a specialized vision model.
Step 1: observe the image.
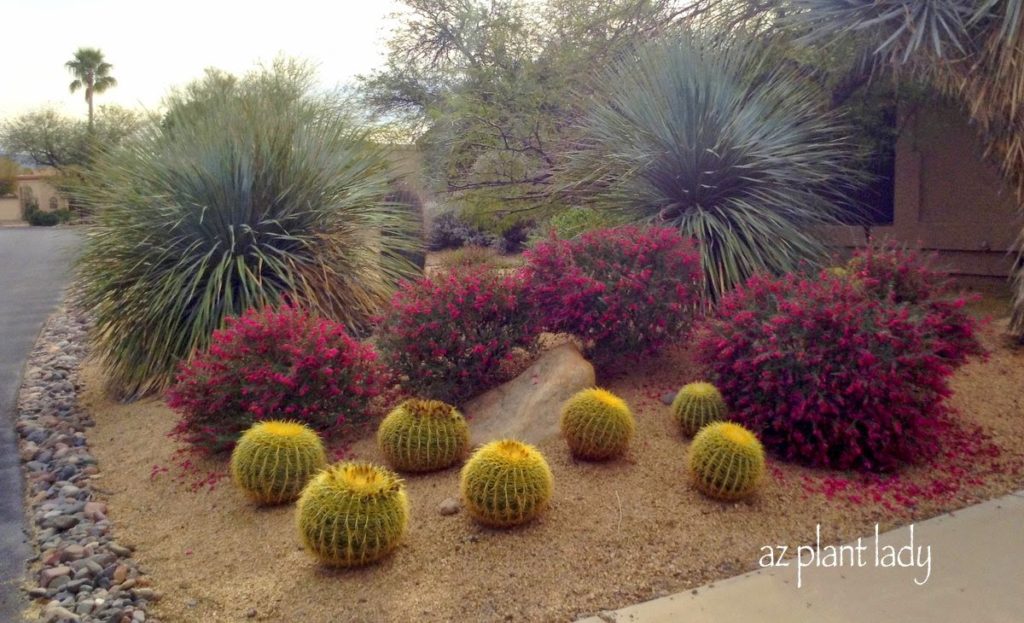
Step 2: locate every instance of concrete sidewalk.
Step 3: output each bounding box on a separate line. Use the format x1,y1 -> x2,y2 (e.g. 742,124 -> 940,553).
579,491 -> 1024,623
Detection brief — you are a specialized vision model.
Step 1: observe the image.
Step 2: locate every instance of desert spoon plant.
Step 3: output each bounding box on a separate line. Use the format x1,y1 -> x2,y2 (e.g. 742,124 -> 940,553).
77,60 -> 419,397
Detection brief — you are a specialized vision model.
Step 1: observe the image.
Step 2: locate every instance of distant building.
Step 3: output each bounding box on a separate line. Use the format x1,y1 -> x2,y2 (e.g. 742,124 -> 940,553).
0,169 -> 69,223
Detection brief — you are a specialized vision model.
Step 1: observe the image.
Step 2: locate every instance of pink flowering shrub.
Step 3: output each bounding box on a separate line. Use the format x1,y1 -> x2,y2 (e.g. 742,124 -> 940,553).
696,271 -> 982,472
521,225 -> 702,368
167,305 -> 387,452
848,244 -> 945,304
849,244 -> 983,367
375,267 -> 540,405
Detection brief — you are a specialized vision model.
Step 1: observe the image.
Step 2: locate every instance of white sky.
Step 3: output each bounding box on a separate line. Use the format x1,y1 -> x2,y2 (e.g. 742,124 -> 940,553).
0,0 -> 402,119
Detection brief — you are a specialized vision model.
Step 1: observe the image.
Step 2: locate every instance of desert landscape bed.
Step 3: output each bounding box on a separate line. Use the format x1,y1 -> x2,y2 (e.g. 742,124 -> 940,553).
80,296 -> 1024,623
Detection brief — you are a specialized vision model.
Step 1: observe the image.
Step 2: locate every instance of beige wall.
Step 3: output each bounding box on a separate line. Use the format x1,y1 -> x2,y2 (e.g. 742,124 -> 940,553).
822,103 -> 1024,276
0,197 -> 20,221
17,173 -> 69,214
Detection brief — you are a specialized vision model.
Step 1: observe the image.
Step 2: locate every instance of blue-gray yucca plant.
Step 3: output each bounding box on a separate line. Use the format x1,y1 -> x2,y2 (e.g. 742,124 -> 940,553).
77,63 -> 419,397
569,36 -> 864,300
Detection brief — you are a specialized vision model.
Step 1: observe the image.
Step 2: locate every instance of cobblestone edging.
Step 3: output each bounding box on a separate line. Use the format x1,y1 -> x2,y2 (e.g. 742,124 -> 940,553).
15,304 -> 158,623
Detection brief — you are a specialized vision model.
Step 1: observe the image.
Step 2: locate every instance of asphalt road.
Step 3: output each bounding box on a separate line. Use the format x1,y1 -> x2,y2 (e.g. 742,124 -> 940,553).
0,228 -> 82,621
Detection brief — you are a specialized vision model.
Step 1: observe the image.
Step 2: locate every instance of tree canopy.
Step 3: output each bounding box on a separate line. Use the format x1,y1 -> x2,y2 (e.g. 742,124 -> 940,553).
360,0 -> 700,222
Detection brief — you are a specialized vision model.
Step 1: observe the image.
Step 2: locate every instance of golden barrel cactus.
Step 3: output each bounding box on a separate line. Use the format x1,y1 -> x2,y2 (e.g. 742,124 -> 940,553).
230,420 -> 326,504
296,461 -> 409,567
671,381 -> 727,437
560,388 -> 635,460
377,399 -> 469,472
460,439 -> 553,527
688,422 -> 765,501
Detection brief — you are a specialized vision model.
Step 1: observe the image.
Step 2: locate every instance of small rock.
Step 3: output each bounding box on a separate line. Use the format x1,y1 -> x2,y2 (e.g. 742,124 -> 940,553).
48,516 -> 79,531
43,604 -> 80,622
64,578 -> 89,593
437,498 -> 460,516
245,609 -> 257,618
113,565 -> 128,584
61,545 -> 86,562
661,391 -> 676,406
83,501 -> 107,520
107,542 -> 131,557
40,566 -> 72,588
135,588 -> 161,602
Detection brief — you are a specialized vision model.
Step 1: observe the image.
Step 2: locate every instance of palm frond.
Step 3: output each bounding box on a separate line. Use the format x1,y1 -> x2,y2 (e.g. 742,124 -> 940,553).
788,0 -> 985,62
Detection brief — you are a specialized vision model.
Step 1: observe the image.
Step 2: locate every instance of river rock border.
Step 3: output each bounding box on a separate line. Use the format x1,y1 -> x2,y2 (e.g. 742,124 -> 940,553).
15,304 -> 157,623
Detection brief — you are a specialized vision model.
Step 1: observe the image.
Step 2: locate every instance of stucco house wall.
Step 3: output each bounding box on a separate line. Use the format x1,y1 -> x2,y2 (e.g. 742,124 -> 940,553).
0,171 -> 69,223
0,197 -> 20,222
821,103 -> 1024,277
17,173 -> 69,212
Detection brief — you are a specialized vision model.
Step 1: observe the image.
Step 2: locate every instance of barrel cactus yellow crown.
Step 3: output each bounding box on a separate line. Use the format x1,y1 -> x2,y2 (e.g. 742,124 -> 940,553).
377,399 -> 469,472
296,461 -> 409,567
460,439 -> 553,527
671,381 -> 727,437
688,422 -> 765,501
560,388 -> 635,460
230,420 -> 326,504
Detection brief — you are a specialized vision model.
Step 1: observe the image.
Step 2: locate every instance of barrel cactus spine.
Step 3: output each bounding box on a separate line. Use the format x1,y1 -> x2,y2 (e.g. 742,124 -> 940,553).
460,439 -> 553,527
688,422 -> 765,501
230,420 -> 326,505
296,461 -> 409,567
671,381 -> 727,437
377,398 -> 469,472
560,388 -> 635,460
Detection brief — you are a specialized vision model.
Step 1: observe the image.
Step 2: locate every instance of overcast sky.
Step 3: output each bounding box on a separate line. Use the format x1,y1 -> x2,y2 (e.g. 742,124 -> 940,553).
1,0 -> 401,119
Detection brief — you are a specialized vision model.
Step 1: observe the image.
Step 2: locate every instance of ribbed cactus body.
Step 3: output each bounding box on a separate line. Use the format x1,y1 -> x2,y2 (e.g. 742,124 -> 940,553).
460,440 -> 553,527
296,462 -> 409,567
560,388 -> 635,460
377,399 -> 469,472
688,422 -> 765,501
230,420 -> 326,504
671,381 -> 727,437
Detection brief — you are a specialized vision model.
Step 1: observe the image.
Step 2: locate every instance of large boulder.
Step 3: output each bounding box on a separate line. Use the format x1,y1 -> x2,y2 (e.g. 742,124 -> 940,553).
464,343 -> 596,445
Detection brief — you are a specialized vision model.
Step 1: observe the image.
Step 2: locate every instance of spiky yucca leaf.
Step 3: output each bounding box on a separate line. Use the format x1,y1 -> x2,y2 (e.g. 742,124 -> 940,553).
76,65 -> 419,397
568,36 -> 863,300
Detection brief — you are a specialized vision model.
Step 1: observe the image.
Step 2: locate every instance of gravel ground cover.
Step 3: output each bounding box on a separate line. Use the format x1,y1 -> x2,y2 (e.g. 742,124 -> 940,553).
16,306 -> 157,623
73,301 -> 1024,623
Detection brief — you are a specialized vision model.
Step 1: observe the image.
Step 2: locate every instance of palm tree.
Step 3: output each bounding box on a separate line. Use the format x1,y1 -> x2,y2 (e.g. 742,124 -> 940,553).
65,47 -> 117,131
